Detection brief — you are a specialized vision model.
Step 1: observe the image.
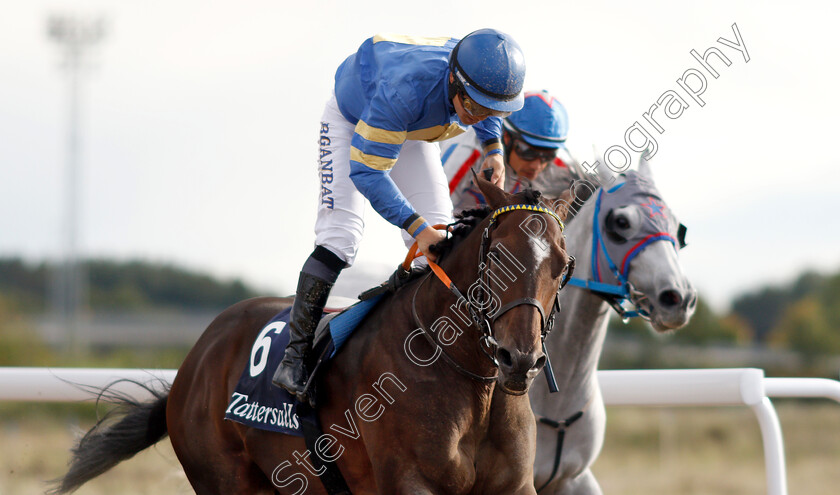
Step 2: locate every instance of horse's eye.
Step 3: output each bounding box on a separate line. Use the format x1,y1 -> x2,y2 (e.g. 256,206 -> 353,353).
604,210 -> 627,244
616,216 -> 630,230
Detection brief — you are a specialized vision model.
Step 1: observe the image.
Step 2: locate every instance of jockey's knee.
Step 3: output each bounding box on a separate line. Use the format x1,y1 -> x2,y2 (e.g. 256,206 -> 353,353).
311,241 -> 356,269
302,245 -> 346,282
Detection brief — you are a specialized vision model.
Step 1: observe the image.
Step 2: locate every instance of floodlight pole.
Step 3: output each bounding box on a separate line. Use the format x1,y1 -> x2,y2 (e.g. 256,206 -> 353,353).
47,14 -> 105,353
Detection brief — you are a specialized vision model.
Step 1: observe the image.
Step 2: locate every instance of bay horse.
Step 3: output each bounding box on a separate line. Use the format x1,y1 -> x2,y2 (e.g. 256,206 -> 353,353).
528,156 -> 697,494
51,177 -> 573,495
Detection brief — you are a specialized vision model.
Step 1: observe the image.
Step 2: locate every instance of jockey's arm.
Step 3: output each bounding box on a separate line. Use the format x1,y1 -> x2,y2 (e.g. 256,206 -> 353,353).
348,164 -> 446,261
347,85 -> 446,259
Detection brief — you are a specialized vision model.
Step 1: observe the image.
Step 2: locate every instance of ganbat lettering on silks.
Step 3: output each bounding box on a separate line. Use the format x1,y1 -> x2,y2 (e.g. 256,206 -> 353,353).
319,122 -> 334,209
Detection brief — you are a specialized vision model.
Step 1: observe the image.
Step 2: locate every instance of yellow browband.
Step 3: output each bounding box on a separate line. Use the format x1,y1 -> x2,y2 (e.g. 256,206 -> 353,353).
489,204 -> 565,232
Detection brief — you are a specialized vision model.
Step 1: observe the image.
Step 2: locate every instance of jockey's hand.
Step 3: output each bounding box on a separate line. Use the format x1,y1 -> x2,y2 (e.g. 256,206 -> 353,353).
482,153 -> 505,188
415,226 -> 447,262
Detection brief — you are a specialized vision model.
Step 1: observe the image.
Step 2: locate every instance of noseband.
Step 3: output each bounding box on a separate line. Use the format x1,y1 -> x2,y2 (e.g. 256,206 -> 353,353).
410,204 -> 574,383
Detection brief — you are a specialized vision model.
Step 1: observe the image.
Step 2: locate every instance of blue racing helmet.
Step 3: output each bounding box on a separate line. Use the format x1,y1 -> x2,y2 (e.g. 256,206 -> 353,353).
504,90 -> 569,148
450,29 -> 526,113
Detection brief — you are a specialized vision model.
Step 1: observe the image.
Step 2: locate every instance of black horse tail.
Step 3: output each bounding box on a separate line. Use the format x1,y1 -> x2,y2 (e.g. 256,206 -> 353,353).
49,380 -> 170,494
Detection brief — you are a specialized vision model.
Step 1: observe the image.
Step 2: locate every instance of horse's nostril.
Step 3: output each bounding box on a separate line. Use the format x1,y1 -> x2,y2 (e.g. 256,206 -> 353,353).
658,289 -> 682,307
497,348 -> 513,368
533,355 -> 546,371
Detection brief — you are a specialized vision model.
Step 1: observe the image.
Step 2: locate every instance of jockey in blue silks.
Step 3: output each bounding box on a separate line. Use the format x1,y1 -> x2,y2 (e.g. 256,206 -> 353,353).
443,90 -> 575,214
273,29 -> 527,404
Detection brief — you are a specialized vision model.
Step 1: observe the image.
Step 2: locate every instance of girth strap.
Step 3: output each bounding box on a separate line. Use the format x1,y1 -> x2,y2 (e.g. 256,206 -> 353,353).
535,410 -> 585,494
298,408 -> 352,494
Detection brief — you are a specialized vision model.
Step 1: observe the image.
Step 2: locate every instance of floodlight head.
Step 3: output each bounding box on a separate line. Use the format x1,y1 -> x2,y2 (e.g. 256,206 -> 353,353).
47,14 -> 106,45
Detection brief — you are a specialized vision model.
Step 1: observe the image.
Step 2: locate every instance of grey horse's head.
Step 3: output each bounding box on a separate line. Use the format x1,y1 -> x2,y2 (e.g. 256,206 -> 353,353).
583,154 -> 697,331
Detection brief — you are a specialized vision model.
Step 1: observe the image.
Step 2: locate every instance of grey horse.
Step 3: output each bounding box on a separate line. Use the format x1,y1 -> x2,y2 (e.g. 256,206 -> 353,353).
529,156 -> 697,494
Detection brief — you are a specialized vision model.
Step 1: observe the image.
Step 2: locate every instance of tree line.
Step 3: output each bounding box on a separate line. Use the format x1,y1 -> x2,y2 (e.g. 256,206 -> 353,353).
0,257 -> 259,313
611,268 -> 840,359
1,256 -> 839,359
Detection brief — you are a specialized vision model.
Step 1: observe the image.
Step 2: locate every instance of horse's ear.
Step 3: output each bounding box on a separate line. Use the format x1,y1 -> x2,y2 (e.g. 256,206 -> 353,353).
637,147 -> 654,180
473,170 -> 509,208
547,188 -> 574,222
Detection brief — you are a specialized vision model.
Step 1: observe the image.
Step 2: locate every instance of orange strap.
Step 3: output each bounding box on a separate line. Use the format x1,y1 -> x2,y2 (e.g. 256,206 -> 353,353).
428,260 -> 453,289
402,224 -> 453,289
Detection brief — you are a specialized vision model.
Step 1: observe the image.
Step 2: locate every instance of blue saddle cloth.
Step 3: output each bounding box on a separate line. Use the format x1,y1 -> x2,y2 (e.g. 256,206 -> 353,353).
224,295 -> 383,435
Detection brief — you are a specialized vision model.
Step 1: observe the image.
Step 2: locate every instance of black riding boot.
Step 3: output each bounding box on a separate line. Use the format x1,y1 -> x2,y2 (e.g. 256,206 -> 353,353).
272,271 -> 334,401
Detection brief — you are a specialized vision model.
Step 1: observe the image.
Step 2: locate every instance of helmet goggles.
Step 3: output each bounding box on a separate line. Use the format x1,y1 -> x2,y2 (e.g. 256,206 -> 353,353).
512,139 -> 557,163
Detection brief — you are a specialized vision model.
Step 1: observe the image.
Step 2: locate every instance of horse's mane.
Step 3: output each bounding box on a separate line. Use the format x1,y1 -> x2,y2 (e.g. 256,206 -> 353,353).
429,188 -> 543,261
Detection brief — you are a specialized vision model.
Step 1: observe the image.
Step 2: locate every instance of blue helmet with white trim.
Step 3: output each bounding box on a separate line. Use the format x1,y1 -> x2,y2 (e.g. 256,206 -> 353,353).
450,29 -> 526,113
504,90 -> 569,149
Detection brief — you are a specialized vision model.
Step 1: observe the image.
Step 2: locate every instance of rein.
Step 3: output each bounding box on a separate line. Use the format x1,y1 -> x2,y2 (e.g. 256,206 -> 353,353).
411,272 -> 497,382
407,205 -> 573,384
566,188 -> 677,321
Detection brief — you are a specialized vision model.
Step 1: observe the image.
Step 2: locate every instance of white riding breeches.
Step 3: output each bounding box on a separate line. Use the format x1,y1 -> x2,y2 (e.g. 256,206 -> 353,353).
314,95 -> 454,266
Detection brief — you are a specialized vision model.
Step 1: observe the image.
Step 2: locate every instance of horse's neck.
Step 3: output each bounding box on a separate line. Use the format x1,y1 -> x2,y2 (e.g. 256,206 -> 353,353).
413,219 -> 498,381
541,199 -> 612,408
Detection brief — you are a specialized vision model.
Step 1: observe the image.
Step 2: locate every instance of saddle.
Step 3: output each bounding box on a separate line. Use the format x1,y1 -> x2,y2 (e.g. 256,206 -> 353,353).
357,264 -> 428,301
301,264 -> 428,404
224,264 -> 428,432
223,294 -> 383,495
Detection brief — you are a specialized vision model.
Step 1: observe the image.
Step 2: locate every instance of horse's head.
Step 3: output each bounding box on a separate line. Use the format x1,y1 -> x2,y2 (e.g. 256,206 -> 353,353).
586,155 -> 696,331
472,175 -> 573,394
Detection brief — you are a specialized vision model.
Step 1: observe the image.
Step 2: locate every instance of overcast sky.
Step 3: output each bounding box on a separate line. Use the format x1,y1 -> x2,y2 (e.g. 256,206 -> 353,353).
2,0 -> 838,310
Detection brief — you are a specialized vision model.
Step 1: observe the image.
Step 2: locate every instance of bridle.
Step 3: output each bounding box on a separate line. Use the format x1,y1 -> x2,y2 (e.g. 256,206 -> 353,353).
408,204 -> 575,384
566,186 -> 682,320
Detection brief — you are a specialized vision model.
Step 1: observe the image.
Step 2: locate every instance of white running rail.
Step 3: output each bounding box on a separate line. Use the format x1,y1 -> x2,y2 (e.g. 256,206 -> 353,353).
598,368 -> 840,495
0,367 -> 176,402
1,367 -> 838,495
